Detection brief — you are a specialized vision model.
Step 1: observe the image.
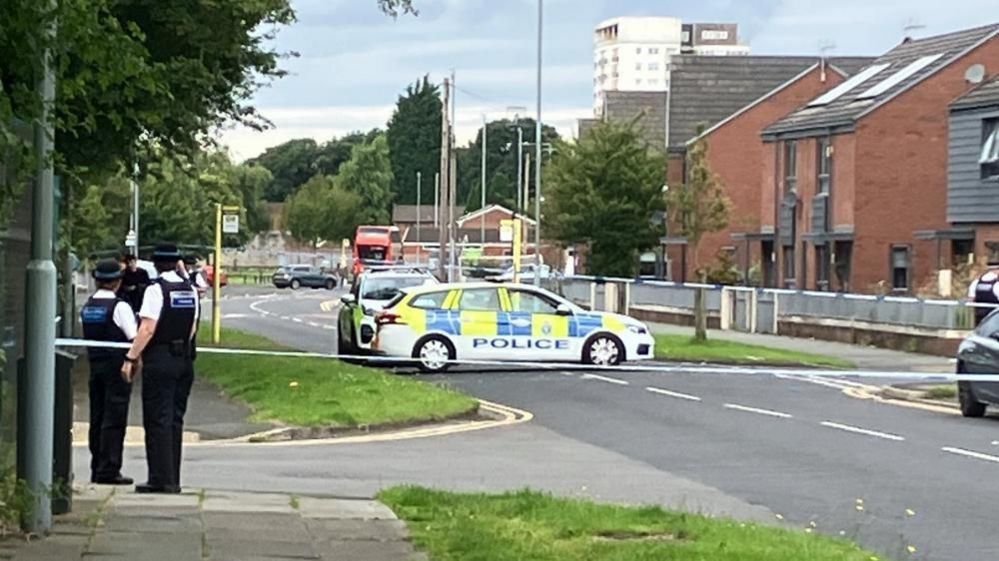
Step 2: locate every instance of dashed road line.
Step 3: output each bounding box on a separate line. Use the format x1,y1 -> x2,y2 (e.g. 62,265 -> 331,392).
582,373 -> 629,386
942,446 -> 999,464
321,325 -> 336,331
280,316 -> 290,321
645,386 -> 702,402
723,403 -> 793,419
820,421 -> 905,442
291,317 -> 304,323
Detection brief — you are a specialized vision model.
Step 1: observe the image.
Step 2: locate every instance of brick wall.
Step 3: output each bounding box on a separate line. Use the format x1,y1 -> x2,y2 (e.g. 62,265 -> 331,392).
685,66 -> 846,282
852,36 -> 999,292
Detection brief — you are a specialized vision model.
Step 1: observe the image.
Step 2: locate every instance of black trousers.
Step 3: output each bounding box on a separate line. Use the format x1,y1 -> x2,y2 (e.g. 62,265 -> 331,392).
141,346 -> 194,488
88,357 -> 132,481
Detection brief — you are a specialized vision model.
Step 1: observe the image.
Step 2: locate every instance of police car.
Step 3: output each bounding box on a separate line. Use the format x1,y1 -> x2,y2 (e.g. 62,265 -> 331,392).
337,268 -> 438,355
370,282 -> 655,372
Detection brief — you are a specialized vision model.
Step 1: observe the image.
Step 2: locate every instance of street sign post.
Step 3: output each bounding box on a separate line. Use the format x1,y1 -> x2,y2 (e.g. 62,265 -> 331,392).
212,204 -> 242,344
501,219 -> 522,283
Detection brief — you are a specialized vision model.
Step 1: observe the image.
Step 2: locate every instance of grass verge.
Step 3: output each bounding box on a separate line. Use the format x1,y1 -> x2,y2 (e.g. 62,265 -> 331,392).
197,326 -> 478,428
921,384 -> 957,400
380,487 -> 878,561
654,334 -> 853,368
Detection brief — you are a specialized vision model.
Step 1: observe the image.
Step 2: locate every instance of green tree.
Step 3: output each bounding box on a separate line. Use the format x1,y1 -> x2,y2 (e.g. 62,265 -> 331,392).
386,76 -> 442,205
457,118 -> 560,212
334,134 -> 394,224
249,139 -> 321,202
543,120 -> 666,277
667,130 -> 731,341
285,175 -> 362,246
226,163 -> 273,234
313,129 -> 382,177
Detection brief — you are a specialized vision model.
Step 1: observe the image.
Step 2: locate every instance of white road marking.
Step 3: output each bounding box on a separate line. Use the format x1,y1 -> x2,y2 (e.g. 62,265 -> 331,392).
723,403 -> 792,419
221,314 -> 250,319
560,371 -> 576,377
942,446 -> 999,464
292,317 -> 304,323
820,421 -> 905,442
322,325 -> 336,331
307,322 -> 322,328
280,316 -> 290,321
646,386 -> 702,402
582,373 -> 629,386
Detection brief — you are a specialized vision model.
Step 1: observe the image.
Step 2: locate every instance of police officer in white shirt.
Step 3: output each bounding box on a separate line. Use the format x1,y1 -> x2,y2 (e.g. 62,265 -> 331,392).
121,244 -> 199,494
80,259 -> 138,485
968,266 -> 999,325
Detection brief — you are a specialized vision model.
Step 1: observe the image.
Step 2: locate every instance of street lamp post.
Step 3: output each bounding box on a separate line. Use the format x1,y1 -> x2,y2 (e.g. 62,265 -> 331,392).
416,171 -> 422,265
20,0 -> 57,532
534,0 -> 544,286
480,114 -> 487,245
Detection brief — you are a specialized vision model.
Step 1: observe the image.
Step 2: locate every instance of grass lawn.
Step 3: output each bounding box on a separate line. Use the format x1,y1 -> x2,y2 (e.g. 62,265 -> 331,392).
380,487 -> 879,561
654,334 -> 853,368
196,326 -> 478,427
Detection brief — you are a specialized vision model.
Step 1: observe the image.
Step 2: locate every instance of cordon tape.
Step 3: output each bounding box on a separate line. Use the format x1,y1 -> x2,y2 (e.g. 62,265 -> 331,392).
53,338 -> 999,383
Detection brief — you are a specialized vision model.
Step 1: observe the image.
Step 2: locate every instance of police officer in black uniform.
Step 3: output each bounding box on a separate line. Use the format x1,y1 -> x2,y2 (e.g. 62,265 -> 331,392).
81,259 -> 138,485
121,244 -> 199,494
969,266 -> 999,325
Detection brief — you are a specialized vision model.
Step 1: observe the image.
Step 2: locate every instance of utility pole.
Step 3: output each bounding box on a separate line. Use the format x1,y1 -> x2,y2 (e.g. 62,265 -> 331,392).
523,152 -> 531,271
20,0 -> 57,532
433,172 -> 440,227
480,114 -> 487,245
448,70 -> 458,282
415,171 -> 422,265
516,127 -> 524,215
534,0 -> 544,286
438,78 -> 450,281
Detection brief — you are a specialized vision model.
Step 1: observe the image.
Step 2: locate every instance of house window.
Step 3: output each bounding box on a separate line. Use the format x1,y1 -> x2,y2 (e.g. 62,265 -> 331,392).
817,137 -> 832,194
890,246 -> 911,291
636,63 -> 642,71
783,245 -> 796,286
784,140 -> 798,193
635,79 -> 642,86
834,241 -> 852,292
982,119 -> 999,180
649,63 -> 660,71
649,47 -> 660,55
636,47 -> 642,54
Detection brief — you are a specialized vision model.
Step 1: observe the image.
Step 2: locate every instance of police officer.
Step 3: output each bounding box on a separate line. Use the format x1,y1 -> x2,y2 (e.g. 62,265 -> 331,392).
969,265 -> 999,325
81,259 -> 138,485
119,254 -> 151,313
120,243 -> 198,494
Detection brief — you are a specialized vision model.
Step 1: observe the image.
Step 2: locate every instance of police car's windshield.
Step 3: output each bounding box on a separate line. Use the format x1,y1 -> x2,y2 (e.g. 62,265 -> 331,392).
362,276 -> 429,301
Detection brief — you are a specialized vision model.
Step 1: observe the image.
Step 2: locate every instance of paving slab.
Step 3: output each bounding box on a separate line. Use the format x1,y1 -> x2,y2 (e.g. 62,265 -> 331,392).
297,497 -> 397,520
3,488 -> 422,561
304,519 -> 408,542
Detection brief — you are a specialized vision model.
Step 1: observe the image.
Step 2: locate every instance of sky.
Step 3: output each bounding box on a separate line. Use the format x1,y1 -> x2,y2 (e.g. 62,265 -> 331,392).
218,0 -> 997,161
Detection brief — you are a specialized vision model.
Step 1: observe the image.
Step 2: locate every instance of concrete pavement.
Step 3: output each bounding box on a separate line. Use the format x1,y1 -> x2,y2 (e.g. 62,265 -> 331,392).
1,486 -> 424,561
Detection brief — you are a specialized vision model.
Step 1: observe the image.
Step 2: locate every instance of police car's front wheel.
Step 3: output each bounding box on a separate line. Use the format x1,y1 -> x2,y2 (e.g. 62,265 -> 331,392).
584,334 -> 624,367
414,336 -> 454,373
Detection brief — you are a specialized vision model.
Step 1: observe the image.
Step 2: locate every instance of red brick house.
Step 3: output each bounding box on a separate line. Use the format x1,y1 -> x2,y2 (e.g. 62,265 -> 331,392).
677,62 -> 857,284
760,24 -> 999,293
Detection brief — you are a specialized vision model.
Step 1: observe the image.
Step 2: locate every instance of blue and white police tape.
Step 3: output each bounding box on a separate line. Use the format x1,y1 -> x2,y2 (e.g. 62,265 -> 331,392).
53,337 -> 998,382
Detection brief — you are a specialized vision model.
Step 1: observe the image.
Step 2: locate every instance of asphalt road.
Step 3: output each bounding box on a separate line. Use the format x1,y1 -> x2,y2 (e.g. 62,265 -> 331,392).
79,284 -> 999,561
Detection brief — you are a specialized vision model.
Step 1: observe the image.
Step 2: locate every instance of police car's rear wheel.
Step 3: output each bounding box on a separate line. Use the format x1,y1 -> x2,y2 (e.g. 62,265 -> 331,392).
290,279 -> 301,290
584,334 -> 623,367
415,336 -> 454,373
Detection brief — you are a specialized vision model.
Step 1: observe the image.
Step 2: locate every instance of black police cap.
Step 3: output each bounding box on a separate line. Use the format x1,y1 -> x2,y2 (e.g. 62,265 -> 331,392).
152,243 -> 182,263
92,258 -> 123,280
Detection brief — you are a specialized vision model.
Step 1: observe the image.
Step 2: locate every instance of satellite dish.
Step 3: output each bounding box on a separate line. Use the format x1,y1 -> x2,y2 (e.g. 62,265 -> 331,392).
965,64 -> 986,84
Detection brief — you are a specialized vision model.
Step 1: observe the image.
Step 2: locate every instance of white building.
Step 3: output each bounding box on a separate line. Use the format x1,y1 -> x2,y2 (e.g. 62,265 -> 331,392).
593,17 -> 750,114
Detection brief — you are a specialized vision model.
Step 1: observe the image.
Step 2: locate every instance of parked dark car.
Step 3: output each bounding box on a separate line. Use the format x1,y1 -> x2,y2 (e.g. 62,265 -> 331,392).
272,265 -> 338,290
955,310 -> 999,417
